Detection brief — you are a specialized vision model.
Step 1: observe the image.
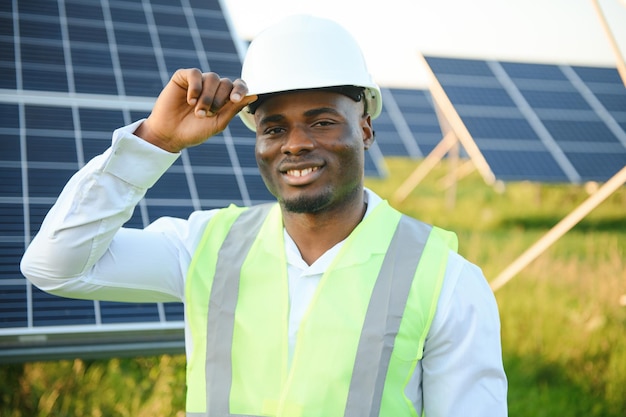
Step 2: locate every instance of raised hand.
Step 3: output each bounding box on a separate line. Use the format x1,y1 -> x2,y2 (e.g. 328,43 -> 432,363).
135,68 -> 257,153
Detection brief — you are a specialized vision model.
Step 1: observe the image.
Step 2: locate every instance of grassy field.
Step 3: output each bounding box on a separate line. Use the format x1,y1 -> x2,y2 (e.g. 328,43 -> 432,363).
2,157 -> 625,416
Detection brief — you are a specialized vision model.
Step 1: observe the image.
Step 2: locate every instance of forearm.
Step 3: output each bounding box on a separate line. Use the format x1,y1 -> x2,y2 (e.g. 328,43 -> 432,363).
21,122 -> 181,298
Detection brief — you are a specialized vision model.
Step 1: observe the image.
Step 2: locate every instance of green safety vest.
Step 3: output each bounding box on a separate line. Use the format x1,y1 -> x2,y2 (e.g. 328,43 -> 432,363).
185,200 -> 458,417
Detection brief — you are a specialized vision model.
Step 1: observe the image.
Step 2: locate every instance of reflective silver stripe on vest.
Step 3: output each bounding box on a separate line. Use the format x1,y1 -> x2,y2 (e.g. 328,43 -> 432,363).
344,215 -> 432,417
196,207 -> 432,417
202,204 -> 274,417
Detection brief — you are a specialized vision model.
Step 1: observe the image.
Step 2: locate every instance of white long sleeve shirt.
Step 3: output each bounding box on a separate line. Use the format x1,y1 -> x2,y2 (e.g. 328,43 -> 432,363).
21,121 -> 508,416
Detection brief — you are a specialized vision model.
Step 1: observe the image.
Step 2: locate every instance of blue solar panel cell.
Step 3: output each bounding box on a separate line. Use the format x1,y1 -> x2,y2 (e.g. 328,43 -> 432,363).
593,93 -> 626,113
377,141 -> 412,156
189,0 -> 222,11
187,141 -> 234,167
158,31 -> 194,50
28,204 -> 54,237
425,56 -> 494,76
0,242 -> 24,276
572,65 -> 623,84
0,38 -> 15,61
199,35 -> 237,54
122,207 -> 145,229
163,50 -> 202,72
0,134 -> 20,161
0,15 -> 12,36
0,65 -> 17,89
0,168 -> 22,197
501,62 -> 568,81
146,172 -> 192,199
163,53 -> 203,74
228,118 -> 254,138
445,86 -> 517,107
19,19 -> 62,40
164,302 -> 184,321
20,42 -> 65,66
21,67 -> 68,92
100,302 -> 160,324
205,56 -> 241,80
543,120 -> 621,144
195,14 -> 230,33
131,110 -> 151,121
391,90 -> 433,112
18,1 -> 59,16
79,108 -> 126,132
122,72 -> 163,96
0,285 -> 27,328
407,120 -> 443,135
463,117 -> 540,140
25,105 -> 74,130
71,47 -> 115,69
520,89 -> 592,110
27,168 -> 76,198
65,2 -> 105,20
67,23 -> 109,44
566,152 -> 626,181
152,0 -> 183,6
118,50 -> 160,71
364,152 -> 379,177
483,149 -> 568,182
0,204 -> 24,236
26,136 -> 79,163
145,205 -> 195,224
114,27 -> 154,48
232,143 -> 258,168
152,11 -> 189,28
74,71 -> 118,94
32,288 -> 96,326
244,175 -> 275,201
109,6 -> 148,25
195,173 -> 243,201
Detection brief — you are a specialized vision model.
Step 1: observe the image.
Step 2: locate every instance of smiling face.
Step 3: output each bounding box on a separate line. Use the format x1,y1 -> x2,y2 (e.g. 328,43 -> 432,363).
254,90 -> 374,214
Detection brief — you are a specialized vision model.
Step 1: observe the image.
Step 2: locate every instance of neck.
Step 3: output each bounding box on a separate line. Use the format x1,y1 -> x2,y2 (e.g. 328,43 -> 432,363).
282,190 -> 367,265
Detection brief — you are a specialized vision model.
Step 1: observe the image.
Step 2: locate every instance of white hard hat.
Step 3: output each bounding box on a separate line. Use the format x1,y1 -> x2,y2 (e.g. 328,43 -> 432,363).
238,14 -> 383,131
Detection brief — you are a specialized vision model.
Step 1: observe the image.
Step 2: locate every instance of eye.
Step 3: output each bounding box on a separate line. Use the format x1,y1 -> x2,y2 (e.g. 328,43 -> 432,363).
263,126 -> 285,136
312,119 -> 336,128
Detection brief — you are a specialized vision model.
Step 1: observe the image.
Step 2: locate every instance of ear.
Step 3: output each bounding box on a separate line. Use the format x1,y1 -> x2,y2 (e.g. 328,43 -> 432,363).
361,115 -> 374,150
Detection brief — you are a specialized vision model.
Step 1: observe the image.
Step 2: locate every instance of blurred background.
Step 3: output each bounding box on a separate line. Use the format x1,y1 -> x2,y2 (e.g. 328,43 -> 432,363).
0,0 -> 625,416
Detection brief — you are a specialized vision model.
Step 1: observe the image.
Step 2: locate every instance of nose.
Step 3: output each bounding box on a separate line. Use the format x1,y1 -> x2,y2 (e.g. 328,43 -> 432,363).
281,125 -> 315,155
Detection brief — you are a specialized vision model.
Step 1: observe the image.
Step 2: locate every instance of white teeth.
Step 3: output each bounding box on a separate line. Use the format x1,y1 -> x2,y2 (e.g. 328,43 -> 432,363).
287,167 -> 318,177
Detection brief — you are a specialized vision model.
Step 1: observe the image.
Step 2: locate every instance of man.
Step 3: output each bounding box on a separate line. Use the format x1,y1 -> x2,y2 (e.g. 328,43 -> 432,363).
21,14 -> 507,417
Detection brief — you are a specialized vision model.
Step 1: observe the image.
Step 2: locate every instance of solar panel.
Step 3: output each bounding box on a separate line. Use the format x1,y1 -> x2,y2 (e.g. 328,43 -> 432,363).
423,55 -> 626,183
1,0 -> 416,362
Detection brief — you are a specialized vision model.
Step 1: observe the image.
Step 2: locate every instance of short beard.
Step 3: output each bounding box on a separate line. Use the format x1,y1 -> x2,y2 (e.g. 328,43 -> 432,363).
281,192 -> 332,214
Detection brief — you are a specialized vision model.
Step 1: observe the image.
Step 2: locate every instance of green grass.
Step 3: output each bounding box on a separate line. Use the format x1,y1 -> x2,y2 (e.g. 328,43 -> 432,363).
2,157 -> 625,416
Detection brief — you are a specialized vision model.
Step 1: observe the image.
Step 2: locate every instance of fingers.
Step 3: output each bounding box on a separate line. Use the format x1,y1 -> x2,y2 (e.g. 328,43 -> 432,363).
171,68 -> 253,115
182,72 -> 250,119
195,73 -> 231,117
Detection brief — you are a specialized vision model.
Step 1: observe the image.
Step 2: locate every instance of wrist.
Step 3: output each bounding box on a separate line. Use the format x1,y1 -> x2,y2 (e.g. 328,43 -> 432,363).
133,121 -> 182,153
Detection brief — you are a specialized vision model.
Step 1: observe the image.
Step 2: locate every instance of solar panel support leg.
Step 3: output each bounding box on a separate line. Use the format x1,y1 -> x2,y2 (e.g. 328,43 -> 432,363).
490,165 -> 626,292
590,0 -> 626,87
392,131 -> 458,204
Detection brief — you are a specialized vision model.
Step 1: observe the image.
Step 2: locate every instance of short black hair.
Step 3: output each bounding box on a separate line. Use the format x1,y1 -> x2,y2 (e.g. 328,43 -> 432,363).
247,85 -> 367,115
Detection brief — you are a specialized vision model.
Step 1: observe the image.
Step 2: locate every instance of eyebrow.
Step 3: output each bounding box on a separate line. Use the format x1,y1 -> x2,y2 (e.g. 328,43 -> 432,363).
259,107 -> 342,126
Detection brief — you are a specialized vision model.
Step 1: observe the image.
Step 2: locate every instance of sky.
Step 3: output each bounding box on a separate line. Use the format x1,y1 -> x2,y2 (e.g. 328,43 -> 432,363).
222,0 -> 626,88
